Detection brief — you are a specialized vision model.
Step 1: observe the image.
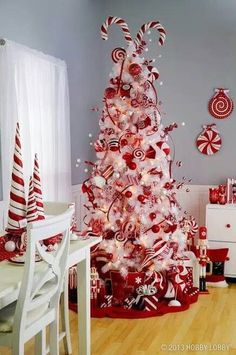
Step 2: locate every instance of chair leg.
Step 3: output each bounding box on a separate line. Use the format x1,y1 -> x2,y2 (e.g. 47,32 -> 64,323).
35,328 -> 46,355
60,275 -> 72,354
49,312 -> 59,355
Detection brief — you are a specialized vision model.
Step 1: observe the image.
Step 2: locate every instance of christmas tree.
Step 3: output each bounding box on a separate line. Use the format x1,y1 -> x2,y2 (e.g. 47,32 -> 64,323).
82,17 -> 198,315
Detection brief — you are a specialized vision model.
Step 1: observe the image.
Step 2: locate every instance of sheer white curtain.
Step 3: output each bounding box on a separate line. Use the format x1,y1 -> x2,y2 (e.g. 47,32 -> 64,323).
0,40 -> 71,213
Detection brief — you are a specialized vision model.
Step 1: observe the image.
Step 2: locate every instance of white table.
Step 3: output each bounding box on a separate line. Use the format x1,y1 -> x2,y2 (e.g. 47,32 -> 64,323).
0,236 -> 102,355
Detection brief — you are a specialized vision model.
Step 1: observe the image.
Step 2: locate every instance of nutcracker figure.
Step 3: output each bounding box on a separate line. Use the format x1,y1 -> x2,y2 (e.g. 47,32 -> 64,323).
196,226 -> 210,292
90,267 -> 101,307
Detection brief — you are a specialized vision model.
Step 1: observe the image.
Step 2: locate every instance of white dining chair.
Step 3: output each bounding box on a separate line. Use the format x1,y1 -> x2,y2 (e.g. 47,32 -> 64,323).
44,201 -> 75,355
0,207 -> 73,355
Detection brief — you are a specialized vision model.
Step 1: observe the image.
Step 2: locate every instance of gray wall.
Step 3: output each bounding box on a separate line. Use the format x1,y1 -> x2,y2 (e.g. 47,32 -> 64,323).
102,0 -> 236,185
1,0 -> 236,188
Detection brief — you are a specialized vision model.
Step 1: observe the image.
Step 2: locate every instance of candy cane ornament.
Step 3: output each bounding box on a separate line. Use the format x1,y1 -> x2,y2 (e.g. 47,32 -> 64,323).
101,17 -> 133,45
134,21 -> 166,49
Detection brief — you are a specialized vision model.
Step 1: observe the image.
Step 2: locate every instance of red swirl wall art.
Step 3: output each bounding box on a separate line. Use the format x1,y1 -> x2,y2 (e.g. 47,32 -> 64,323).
208,88 -> 234,119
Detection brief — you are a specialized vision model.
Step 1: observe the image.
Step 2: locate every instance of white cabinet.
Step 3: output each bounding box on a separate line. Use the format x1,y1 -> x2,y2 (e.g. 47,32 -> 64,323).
206,204 -> 236,277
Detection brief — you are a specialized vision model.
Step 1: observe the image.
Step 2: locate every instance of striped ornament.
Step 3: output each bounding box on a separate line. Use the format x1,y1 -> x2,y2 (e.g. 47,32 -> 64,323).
6,123 -> 27,234
196,125 -> 222,155
101,165 -> 114,180
33,154 -> 45,219
134,21 -> 166,48
140,238 -> 169,270
26,176 -> 38,222
147,65 -> 159,82
125,174 -> 140,185
101,16 -> 133,44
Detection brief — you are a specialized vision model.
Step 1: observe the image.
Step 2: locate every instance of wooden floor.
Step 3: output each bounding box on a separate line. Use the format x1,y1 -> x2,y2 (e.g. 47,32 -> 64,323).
3,283 -> 236,354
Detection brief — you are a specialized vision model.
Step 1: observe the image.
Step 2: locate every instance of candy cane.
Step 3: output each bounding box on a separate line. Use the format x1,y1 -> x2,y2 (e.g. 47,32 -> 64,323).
101,16 -> 133,44
135,21 -> 166,48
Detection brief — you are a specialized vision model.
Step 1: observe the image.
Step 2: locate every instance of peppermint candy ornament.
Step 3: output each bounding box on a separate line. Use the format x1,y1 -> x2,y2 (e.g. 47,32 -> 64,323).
111,47 -> 126,63
208,88 -> 234,119
196,124 -> 222,155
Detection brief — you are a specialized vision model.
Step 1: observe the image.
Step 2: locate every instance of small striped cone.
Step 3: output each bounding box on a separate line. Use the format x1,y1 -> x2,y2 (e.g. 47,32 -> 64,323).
33,154 -> 45,220
27,176 -> 39,222
6,123 -> 27,234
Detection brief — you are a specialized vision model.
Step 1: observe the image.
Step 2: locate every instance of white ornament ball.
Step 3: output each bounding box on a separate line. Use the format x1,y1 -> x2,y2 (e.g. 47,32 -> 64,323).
5,240 -> 16,252
84,168 -> 88,173
93,176 -> 106,188
88,133 -> 93,138
181,122 -> 186,126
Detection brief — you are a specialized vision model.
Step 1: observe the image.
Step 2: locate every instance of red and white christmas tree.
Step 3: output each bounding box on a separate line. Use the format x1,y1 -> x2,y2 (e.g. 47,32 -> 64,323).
82,17 -> 198,314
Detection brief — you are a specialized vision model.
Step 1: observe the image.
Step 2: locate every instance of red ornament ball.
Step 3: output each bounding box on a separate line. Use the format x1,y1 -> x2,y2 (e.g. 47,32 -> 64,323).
135,244 -> 143,252
138,194 -> 146,203
105,229 -> 115,239
120,138 -> 128,147
128,161 -> 137,170
125,191 -> 133,198
107,253 -> 113,261
151,224 -> 160,233
120,84 -> 131,98
149,213 -> 156,221
129,63 -> 142,76
104,87 -> 116,99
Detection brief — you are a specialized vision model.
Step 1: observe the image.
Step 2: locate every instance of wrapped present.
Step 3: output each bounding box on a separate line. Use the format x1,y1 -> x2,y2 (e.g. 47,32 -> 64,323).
126,271 -> 145,289
110,271 -> 126,305
145,271 -> 168,298
123,296 -> 136,309
134,284 -> 159,311
144,294 -> 159,311
101,295 -> 113,308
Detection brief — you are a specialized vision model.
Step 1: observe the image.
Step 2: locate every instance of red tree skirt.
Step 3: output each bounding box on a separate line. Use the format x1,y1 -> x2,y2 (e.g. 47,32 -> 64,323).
69,288 -> 199,319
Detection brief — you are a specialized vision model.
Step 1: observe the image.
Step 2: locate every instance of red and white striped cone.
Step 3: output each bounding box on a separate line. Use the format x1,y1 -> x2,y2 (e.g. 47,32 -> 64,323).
6,123 -> 27,235
26,176 -> 38,222
33,154 -> 45,220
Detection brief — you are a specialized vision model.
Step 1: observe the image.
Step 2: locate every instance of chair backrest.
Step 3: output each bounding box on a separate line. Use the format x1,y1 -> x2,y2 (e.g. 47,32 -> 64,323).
13,206 -> 74,336
44,201 -> 73,216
